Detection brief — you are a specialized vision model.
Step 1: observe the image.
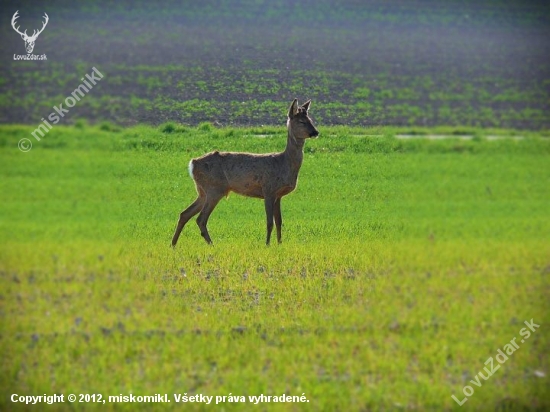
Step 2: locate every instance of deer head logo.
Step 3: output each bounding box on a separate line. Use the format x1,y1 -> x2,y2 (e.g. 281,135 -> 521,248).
11,10 -> 49,54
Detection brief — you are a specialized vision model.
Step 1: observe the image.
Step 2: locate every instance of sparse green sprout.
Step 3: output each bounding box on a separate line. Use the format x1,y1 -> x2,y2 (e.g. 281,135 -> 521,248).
74,119 -> 88,129
98,121 -> 120,132
160,122 -> 177,133
198,122 -> 214,132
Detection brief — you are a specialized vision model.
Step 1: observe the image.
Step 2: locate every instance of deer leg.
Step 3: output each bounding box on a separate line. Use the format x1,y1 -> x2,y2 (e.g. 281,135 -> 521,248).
196,191 -> 224,245
171,196 -> 205,247
264,196 -> 276,245
273,198 -> 282,244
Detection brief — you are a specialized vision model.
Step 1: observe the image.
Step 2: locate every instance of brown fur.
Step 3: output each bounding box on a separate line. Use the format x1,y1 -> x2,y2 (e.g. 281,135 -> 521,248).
171,99 -> 319,246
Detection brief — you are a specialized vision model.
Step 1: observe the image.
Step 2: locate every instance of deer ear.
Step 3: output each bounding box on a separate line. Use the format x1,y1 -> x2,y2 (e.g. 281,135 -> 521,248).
288,98 -> 298,118
301,100 -> 311,112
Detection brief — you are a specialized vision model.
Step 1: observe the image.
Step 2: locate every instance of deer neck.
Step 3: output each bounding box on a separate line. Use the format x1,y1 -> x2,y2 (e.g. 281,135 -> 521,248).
283,126 -> 305,173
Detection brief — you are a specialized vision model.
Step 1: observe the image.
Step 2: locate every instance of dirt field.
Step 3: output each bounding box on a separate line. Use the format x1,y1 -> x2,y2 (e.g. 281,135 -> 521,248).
1,1 -> 549,128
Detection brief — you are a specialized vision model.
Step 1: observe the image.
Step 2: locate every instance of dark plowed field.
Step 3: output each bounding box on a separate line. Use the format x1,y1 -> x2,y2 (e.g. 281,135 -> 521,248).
1,0 -> 549,128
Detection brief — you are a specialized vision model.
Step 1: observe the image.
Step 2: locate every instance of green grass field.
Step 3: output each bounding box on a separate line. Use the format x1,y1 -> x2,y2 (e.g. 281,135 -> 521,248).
1,124 -> 549,411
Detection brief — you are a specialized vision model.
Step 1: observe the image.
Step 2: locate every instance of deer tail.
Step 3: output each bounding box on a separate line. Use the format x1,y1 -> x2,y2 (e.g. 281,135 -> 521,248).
188,159 -> 195,179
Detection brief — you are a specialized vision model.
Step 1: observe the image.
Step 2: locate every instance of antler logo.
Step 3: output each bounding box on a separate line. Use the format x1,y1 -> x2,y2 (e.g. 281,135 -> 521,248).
11,10 -> 49,54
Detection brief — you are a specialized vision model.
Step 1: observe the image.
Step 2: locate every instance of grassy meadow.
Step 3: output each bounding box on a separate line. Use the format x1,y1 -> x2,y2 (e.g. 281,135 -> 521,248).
1,124 -> 549,410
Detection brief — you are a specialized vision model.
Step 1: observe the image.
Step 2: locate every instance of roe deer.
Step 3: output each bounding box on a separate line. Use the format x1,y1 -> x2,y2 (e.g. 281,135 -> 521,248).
171,98 -> 319,246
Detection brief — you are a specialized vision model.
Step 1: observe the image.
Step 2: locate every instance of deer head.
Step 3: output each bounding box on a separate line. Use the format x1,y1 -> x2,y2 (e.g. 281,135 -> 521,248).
11,11 -> 49,54
287,98 -> 319,141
